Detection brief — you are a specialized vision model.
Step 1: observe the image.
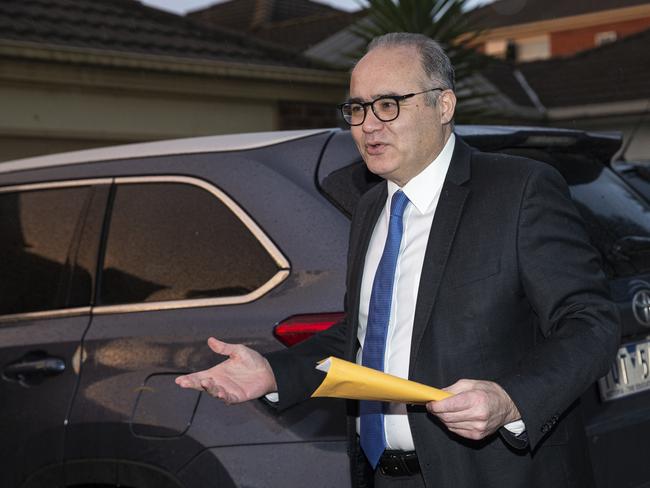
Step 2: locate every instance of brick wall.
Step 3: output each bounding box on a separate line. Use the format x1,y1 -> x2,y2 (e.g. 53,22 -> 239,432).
551,17 -> 650,56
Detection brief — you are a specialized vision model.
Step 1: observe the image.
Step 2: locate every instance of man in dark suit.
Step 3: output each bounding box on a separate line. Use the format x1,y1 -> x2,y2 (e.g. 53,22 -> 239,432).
176,33 -> 620,487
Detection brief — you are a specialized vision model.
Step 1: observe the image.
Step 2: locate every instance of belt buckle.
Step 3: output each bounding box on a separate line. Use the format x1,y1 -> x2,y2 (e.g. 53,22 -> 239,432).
379,452 -> 399,476
379,451 -> 418,477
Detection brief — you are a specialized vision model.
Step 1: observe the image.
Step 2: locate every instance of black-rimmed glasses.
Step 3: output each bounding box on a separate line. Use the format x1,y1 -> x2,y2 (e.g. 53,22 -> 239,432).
338,88 -> 444,126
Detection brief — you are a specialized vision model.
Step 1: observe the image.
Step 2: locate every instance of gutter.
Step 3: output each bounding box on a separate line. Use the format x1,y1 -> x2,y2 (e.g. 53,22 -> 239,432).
0,39 -> 348,86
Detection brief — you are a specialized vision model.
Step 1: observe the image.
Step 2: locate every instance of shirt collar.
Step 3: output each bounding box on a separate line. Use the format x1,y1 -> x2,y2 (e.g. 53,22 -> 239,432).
387,133 -> 456,214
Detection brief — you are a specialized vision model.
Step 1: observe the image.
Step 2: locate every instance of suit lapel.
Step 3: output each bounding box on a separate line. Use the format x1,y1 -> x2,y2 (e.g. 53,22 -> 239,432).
409,137 -> 472,375
344,183 -> 387,360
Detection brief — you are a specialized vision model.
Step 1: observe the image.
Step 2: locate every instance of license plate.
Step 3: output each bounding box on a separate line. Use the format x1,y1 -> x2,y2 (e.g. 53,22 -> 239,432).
598,338 -> 650,401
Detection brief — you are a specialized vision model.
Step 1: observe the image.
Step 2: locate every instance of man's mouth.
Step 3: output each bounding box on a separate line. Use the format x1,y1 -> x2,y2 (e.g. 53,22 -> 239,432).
365,142 -> 387,155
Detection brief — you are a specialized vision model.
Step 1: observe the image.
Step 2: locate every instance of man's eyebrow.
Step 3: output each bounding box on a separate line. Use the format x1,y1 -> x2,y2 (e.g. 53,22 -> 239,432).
375,91 -> 401,98
346,92 -> 401,103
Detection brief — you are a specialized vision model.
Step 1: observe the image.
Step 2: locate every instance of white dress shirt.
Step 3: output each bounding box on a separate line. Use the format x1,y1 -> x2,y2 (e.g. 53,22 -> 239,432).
356,134 -> 524,450
356,134 -> 456,450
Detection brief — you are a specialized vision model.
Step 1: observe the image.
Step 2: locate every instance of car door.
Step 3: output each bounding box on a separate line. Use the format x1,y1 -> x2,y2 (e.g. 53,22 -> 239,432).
0,181 -> 107,487
63,176 -> 302,486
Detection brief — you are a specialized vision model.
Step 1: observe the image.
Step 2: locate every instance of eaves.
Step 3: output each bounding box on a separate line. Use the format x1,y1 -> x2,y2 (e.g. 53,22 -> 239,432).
0,38 -> 348,86
472,4 -> 650,42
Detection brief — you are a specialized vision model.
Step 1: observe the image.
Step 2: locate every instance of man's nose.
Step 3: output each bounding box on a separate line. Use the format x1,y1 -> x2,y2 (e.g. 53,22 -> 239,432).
362,107 -> 384,132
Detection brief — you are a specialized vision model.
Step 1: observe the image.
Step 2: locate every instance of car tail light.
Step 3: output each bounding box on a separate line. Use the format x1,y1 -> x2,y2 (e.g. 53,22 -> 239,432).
273,312 -> 345,347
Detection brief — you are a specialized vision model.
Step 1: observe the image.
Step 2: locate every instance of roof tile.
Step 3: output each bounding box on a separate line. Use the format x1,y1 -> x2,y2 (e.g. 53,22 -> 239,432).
483,28 -> 650,108
0,0 -> 326,68
189,0 -> 361,50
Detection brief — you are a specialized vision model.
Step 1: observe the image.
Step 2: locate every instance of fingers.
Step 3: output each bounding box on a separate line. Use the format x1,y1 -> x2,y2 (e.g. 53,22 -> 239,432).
176,373 -> 234,403
443,378 -> 477,395
434,407 -> 491,432
199,377 -> 231,403
427,390 -> 475,415
426,379 -> 477,413
175,338 -> 271,404
207,337 -> 237,357
426,379 -> 520,441
428,395 -> 493,440
175,371 -> 207,390
175,338 -> 235,390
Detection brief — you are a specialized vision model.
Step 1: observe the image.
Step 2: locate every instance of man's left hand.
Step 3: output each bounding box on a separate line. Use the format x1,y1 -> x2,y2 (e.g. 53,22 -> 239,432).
426,379 -> 521,440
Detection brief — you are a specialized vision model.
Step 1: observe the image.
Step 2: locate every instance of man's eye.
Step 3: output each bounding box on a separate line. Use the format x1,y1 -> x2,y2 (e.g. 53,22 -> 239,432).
377,99 -> 397,111
350,104 -> 364,114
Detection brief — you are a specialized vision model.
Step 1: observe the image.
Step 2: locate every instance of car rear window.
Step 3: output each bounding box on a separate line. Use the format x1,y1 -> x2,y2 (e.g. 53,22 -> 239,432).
569,167 -> 650,278
319,147 -> 650,279
503,148 -> 650,278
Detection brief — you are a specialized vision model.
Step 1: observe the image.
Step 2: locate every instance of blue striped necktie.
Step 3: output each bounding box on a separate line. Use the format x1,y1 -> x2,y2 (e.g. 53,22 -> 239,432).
360,190 -> 410,468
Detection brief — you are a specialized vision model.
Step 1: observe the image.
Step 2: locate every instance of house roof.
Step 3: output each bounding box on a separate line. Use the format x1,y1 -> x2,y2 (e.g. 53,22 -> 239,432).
479,60 -> 537,109
188,0 -> 362,51
0,0 -> 325,68
471,0 -> 650,29
248,11 -> 365,50
518,27 -> 650,108
188,0 -> 343,30
479,27 -> 650,114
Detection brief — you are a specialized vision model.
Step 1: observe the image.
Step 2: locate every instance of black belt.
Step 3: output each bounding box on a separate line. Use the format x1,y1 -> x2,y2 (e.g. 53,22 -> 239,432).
378,450 -> 420,477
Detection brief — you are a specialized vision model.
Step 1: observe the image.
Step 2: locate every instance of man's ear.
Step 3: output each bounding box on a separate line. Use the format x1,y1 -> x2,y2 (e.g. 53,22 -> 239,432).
438,90 -> 457,125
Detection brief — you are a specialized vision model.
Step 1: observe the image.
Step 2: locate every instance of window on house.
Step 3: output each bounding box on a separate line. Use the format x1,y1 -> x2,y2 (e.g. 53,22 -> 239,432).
516,35 -> 550,61
485,39 -> 508,58
595,31 -> 617,46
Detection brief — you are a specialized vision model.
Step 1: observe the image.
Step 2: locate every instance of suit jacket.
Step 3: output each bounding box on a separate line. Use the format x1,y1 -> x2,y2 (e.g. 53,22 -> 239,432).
266,137 -> 620,488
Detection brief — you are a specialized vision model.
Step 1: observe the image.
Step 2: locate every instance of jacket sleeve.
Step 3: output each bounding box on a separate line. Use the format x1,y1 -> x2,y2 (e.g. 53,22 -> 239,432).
264,184 -> 385,411
265,314 -> 349,410
497,163 -> 621,450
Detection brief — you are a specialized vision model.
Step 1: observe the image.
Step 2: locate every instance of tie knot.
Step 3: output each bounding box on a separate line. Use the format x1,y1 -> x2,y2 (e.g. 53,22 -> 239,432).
390,190 -> 409,218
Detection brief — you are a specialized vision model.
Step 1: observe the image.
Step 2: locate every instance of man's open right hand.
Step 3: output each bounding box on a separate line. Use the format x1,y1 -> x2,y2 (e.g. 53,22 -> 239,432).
175,337 -> 277,404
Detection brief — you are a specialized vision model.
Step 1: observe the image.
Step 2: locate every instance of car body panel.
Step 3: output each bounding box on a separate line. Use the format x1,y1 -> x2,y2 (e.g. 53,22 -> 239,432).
0,315 -> 89,487
1,127 -> 649,487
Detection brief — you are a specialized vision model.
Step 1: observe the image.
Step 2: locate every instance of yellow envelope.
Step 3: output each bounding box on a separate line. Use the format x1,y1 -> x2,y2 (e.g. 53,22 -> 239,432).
311,356 -> 452,403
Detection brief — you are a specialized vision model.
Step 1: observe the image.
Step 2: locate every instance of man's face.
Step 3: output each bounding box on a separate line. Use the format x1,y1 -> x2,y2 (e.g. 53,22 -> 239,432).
349,46 -> 455,187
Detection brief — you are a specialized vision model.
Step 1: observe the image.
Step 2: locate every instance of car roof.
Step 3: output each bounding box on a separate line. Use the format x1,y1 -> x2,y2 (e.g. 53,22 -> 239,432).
0,125 -> 623,176
0,129 -> 332,175
456,125 -> 622,164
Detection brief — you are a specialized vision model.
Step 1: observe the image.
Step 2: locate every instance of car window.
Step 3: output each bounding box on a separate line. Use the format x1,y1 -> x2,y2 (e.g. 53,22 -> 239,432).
570,167 -> 650,278
0,186 -> 93,315
507,148 -> 650,278
99,181 -> 280,305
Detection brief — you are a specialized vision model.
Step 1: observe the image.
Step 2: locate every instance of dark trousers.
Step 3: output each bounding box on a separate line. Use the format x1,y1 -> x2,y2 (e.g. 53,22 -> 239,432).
374,469 -> 425,488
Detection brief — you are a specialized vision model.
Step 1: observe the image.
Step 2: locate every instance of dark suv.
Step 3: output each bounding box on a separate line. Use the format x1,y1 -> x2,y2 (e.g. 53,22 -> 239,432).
1,126 -> 648,488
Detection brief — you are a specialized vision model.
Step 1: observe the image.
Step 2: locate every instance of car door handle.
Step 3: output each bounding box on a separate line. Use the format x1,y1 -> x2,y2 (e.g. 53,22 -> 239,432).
2,353 -> 66,387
